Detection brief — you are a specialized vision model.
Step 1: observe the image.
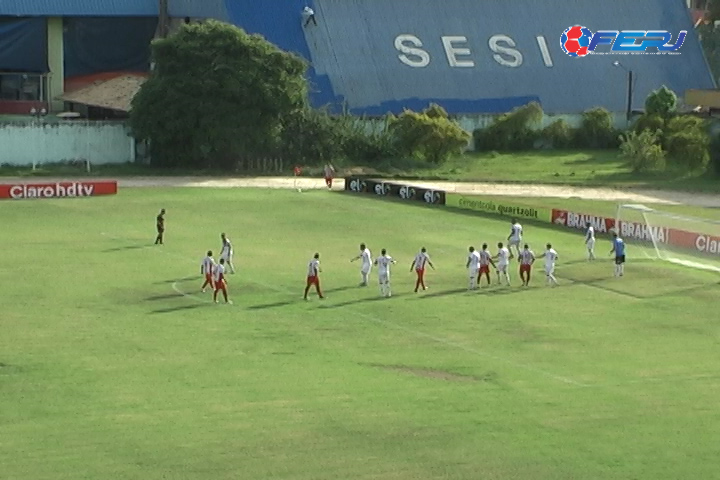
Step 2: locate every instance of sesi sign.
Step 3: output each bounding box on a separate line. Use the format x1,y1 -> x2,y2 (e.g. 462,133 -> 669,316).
0,181 -> 118,200
394,33 -> 555,69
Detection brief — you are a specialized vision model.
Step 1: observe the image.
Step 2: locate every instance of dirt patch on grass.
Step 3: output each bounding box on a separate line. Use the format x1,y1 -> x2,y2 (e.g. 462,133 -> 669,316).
368,363 -> 496,383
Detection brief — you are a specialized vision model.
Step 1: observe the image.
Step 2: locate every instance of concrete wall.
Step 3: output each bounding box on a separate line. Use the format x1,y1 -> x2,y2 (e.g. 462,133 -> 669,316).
0,121 -> 135,166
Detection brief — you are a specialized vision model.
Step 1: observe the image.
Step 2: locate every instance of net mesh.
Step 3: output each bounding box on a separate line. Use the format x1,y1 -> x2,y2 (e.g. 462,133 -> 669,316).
615,204 -> 720,273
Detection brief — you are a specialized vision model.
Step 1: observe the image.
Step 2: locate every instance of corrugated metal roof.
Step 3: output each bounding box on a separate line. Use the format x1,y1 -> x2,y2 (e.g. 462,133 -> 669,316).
0,0 -> 229,18
0,0 -> 157,17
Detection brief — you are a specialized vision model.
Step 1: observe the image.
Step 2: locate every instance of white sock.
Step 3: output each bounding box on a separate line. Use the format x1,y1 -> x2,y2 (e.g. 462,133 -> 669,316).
588,249 -> 595,260
469,277 -> 476,289
548,274 -> 558,285
614,265 -> 619,276
385,283 -> 391,297
504,272 -> 511,285
620,264 -> 625,276
379,283 -> 385,295
362,272 -> 368,284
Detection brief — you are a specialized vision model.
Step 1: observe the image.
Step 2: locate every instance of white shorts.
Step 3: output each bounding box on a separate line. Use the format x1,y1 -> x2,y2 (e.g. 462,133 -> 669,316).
469,268 -> 479,278
509,238 -> 521,247
498,262 -> 508,272
545,265 -> 555,275
586,239 -> 596,249
378,273 -> 389,284
361,264 -> 372,274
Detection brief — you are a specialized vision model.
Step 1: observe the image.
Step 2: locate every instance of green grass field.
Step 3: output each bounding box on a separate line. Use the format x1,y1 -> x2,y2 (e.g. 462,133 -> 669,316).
2,188 -> 720,480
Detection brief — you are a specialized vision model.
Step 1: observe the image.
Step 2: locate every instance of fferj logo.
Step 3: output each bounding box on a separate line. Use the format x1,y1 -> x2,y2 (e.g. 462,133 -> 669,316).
560,25 -> 686,57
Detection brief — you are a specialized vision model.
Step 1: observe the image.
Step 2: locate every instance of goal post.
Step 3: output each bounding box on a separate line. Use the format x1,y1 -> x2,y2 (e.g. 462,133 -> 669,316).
615,203 -> 720,273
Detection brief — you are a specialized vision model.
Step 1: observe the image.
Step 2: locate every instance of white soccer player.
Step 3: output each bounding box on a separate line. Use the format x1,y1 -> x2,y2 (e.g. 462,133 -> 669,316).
220,233 -> 236,274
410,247 -> 434,292
466,246 -> 482,290
507,218 -> 523,258
200,250 -> 215,292
350,243 -> 372,286
518,244 -> 535,287
374,248 -> 397,297
585,221 -> 596,260
495,242 -> 513,286
539,243 -> 559,286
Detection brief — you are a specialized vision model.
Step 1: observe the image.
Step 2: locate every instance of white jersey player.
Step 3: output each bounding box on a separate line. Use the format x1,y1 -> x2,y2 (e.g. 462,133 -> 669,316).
466,246 -> 482,290
350,243 -> 372,286
495,242 -> 512,286
219,233 -> 235,274
584,222 -> 596,260
507,218 -> 523,258
539,243 -> 559,286
373,248 -> 397,297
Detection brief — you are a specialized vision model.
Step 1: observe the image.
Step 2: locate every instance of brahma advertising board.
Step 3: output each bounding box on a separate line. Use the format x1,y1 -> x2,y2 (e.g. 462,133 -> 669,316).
551,208 -> 720,256
0,181 -> 118,200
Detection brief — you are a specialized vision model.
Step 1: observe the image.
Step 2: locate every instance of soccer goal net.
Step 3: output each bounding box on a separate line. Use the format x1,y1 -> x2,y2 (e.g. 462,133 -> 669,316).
615,204 -> 720,273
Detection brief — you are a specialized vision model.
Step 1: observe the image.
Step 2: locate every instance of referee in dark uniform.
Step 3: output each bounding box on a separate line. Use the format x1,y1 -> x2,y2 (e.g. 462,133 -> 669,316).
155,209 -> 166,245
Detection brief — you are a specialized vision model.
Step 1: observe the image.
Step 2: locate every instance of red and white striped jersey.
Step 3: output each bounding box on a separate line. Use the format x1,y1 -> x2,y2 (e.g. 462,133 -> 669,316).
479,250 -> 492,266
307,259 -> 320,277
213,263 -> 225,283
519,249 -> 535,265
201,256 -> 215,274
414,251 -> 430,270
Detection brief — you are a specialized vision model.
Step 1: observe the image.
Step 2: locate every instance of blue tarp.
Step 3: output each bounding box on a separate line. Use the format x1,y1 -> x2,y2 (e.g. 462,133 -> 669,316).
0,17 -> 48,72
63,17 -> 157,77
223,0 -> 715,114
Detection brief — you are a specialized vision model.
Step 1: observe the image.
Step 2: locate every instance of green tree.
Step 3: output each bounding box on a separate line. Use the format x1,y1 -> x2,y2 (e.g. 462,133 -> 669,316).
130,20 -> 308,168
644,86 -> 677,118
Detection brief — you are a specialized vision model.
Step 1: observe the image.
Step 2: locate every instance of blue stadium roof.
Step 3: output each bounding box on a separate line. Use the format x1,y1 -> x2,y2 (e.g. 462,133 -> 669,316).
224,0 -> 716,115
0,0 -> 228,19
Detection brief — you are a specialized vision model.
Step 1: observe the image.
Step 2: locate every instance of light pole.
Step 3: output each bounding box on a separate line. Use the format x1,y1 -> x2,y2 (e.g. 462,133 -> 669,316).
30,107 -> 47,171
612,61 -> 634,126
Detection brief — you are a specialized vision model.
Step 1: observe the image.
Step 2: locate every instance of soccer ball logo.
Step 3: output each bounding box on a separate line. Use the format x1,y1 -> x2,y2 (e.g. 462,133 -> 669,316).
560,25 -> 593,57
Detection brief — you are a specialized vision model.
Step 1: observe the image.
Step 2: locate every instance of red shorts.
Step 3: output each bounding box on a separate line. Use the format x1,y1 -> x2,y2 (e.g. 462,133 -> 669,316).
205,273 -> 212,283
214,280 -> 226,291
520,264 -> 531,273
415,268 -> 425,275
479,265 -> 490,274
307,275 -> 319,286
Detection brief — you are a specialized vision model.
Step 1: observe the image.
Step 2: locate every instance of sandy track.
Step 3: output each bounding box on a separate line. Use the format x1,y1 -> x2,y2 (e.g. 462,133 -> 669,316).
3,176 -> 719,207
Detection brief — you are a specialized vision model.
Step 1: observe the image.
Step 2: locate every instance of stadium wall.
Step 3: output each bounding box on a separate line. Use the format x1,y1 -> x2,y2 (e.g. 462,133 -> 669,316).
0,122 -> 135,165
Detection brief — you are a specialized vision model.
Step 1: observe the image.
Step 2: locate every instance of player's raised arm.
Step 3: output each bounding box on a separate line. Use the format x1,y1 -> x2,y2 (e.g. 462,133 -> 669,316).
409,258 -> 416,272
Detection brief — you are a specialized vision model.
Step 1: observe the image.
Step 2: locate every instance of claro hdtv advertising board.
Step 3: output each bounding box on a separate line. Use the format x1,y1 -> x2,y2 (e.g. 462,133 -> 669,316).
0,181 -> 118,200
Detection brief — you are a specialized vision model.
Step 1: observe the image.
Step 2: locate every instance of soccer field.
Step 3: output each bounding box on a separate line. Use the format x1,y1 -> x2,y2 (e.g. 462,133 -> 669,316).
2,187 -> 719,480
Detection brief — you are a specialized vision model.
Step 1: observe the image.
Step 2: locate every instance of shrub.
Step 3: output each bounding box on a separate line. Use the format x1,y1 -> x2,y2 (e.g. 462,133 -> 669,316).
389,104 -> 470,164
473,101 -> 543,151
619,129 -> 666,172
541,119 -> 574,149
645,86 -> 677,117
575,107 -> 619,148
665,131 -> 710,171
279,108 -> 346,164
709,132 -> 720,176
663,116 -> 710,171
632,113 -> 665,134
